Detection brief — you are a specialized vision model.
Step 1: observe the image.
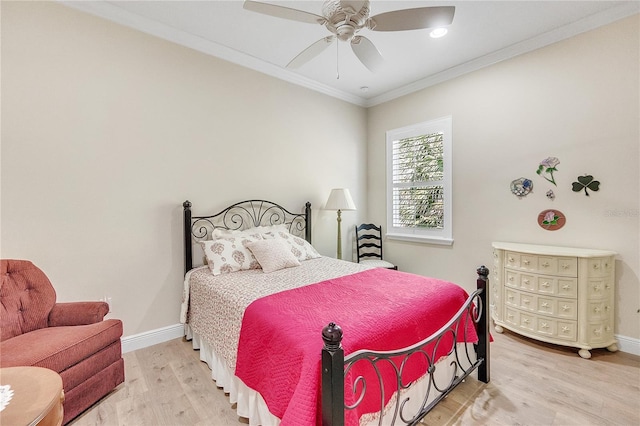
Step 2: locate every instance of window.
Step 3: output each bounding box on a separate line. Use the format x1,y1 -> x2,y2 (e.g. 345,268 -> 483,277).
386,116 -> 453,245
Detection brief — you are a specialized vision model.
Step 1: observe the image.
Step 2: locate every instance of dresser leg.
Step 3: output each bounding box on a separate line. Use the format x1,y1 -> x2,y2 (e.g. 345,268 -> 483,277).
606,343 -> 618,352
578,349 -> 591,359
494,324 -> 504,333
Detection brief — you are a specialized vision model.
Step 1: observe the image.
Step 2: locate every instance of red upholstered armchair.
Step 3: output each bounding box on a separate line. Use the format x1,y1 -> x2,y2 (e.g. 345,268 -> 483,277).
0,259 -> 124,424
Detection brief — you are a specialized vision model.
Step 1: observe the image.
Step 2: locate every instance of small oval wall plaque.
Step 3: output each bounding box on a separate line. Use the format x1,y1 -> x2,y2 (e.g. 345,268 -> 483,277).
537,209 -> 566,231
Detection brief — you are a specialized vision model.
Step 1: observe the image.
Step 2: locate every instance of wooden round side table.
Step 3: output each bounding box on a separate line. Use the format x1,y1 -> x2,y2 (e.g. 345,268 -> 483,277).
0,366 -> 64,426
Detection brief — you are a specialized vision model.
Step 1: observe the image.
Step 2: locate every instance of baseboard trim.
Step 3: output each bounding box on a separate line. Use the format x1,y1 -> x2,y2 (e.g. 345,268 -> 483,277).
121,323 -> 184,354
615,333 -> 640,356
121,324 -> 640,357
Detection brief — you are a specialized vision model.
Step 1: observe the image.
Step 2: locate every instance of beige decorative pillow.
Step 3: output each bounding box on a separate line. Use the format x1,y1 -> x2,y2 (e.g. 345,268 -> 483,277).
262,231 -> 321,262
200,235 -> 263,275
246,239 -> 301,273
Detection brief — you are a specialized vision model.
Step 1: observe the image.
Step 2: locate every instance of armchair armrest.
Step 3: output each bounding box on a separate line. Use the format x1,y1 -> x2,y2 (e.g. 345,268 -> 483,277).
48,301 -> 110,327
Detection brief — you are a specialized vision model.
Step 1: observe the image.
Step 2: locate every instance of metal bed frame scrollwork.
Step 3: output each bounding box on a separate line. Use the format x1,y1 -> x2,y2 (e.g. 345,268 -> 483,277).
182,200 -> 490,426
183,199 -> 311,275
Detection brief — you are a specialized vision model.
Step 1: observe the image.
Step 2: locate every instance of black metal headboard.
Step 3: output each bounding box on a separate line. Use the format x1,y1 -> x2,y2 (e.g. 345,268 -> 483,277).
183,200 -> 312,275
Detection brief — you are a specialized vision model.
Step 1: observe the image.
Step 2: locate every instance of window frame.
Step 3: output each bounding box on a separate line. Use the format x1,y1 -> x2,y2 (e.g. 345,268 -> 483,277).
385,116 -> 453,245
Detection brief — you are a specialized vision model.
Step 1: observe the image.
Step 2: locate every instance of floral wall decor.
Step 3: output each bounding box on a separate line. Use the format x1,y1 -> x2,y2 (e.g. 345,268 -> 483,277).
572,175 -> 600,196
510,177 -> 533,197
538,209 -> 566,231
546,189 -> 555,200
536,157 -> 560,186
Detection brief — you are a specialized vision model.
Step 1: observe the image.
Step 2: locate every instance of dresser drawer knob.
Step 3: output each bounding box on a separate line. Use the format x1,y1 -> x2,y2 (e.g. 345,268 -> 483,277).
523,260 -> 530,265
594,306 -> 601,313
523,279 -> 530,284
541,302 -> 549,308
562,304 -> 570,311
508,257 -> 515,262
509,276 -> 514,281
605,305 -> 611,312
562,326 -> 570,333
594,328 -> 602,336
541,322 -> 549,329
593,264 -> 600,269
593,284 -> 601,292
508,313 -> 514,319
562,284 -> 570,290
561,263 -> 570,269
541,261 -> 550,267
523,318 -> 530,324
542,281 -> 550,287
523,298 -> 530,304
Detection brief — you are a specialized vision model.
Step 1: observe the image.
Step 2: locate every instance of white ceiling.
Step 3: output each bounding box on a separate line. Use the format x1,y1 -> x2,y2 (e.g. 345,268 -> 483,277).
63,1 -> 639,107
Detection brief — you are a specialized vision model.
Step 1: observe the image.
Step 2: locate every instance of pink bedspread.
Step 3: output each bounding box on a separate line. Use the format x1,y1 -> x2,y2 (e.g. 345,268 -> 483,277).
235,267 -> 477,426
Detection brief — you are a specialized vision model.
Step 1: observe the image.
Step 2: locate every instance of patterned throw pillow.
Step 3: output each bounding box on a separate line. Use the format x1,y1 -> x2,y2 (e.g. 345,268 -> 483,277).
200,235 -> 263,275
262,231 -> 321,262
246,239 -> 301,273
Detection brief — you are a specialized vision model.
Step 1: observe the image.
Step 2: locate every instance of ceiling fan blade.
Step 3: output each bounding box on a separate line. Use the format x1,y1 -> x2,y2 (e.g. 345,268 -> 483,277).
287,36 -> 336,69
369,6 -> 455,31
243,1 -> 324,25
350,36 -> 383,72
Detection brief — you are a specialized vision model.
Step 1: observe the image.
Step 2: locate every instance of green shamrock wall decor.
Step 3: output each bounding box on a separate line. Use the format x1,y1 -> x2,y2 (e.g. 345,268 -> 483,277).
572,175 -> 600,196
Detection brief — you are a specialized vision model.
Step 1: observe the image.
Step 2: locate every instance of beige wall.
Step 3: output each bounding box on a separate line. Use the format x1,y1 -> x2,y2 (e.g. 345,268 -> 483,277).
367,15 -> 640,340
0,2 -> 367,336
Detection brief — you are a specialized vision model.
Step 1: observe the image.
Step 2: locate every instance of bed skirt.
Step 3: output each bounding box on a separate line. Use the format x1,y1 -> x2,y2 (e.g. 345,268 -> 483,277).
186,324 -> 476,426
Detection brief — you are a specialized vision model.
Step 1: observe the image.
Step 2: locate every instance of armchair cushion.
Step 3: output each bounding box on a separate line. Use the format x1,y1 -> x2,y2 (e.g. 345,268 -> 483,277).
48,302 -> 109,327
1,259 -> 56,341
0,319 -> 123,372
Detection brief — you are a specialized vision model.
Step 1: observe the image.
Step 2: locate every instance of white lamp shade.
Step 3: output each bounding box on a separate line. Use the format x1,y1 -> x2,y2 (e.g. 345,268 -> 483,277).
325,188 -> 357,211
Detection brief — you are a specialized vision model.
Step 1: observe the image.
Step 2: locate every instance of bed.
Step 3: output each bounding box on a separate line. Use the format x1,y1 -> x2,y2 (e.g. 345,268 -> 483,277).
181,199 -> 490,426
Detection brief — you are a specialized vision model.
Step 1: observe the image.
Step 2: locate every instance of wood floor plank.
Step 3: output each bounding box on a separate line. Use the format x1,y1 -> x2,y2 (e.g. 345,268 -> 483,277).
71,327 -> 640,426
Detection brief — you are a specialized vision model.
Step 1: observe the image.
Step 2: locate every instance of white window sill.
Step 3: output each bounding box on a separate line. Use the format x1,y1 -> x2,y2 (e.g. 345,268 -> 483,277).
386,233 -> 454,246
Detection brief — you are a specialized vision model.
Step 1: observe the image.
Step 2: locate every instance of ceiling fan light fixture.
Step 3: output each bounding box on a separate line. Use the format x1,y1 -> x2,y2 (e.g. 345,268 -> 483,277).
430,28 -> 448,38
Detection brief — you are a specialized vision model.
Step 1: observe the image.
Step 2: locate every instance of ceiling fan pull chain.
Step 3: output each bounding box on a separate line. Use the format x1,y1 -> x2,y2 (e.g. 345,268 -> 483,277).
336,40 -> 340,80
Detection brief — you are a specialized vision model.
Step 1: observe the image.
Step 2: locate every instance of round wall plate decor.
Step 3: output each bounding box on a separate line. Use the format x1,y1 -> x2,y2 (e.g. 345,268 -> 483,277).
538,209 -> 566,231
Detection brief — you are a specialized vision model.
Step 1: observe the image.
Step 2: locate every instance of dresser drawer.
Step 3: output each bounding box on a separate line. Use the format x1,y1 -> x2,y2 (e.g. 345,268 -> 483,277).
505,288 -> 577,320
505,270 -> 578,298
586,257 -> 615,278
503,307 -> 577,341
586,278 -> 614,300
505,252 -> 577,277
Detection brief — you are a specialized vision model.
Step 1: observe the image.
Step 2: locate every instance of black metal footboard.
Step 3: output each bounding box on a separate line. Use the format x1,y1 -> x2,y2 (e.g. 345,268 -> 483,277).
321,266 -> 490,426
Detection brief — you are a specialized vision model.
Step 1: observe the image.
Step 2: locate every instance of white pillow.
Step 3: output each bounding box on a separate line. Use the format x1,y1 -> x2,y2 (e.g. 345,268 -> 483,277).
246,239 -> 301,273
211,224 -> 289,240
200,235 -> 263,275
262,231 -> 321,262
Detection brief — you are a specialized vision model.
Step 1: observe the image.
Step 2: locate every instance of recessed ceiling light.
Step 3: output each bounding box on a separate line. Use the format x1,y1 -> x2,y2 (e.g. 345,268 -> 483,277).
430,28 -> 448,38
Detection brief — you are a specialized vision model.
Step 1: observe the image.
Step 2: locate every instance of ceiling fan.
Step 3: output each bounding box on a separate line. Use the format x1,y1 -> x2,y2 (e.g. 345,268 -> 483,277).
243,0 -> 455,73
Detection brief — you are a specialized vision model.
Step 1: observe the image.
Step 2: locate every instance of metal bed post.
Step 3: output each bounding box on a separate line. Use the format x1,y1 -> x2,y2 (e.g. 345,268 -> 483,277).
476,265 -> 490,383
321,322 -> 344,426
183,200 -> 192,276
305,201 -> 312,243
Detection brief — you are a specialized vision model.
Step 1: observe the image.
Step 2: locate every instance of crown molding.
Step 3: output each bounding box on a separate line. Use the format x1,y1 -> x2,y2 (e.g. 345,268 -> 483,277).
59,1 -> 367,107
364,2 -> 640,107
60,1 -> 638,109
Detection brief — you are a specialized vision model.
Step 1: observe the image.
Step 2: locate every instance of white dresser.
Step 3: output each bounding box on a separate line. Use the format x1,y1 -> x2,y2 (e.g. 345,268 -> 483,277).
491,242 -> 617,358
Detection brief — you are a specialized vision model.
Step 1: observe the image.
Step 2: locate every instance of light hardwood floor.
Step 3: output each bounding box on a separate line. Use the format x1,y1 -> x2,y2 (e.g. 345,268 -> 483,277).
71,328 -> 640,426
